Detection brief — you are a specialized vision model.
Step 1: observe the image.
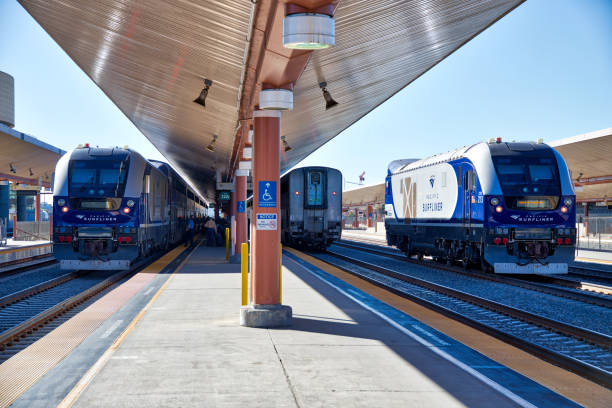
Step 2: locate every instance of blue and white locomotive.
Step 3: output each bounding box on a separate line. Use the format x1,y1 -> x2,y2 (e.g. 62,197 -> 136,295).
385,139 -> 576,274
53,145 -> 205,270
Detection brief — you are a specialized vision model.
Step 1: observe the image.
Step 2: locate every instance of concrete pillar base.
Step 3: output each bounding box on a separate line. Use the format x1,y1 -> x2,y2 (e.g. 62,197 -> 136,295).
240,304 -> 292,328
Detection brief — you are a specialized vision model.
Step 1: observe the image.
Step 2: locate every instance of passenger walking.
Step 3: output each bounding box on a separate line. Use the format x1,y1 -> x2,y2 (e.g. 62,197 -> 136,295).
205,217 -> 217,247
185,216 -> 194,247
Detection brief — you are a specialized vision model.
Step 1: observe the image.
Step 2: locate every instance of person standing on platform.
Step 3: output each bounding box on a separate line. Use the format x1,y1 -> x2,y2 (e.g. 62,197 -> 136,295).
185,216 -> 194,247
205,217 -> 216,247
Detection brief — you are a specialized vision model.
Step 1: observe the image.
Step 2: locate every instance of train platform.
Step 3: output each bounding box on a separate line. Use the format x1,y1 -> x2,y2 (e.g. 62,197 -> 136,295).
0,239 -> 52,271
2,241 -> 607,407
341,229 -> 387,244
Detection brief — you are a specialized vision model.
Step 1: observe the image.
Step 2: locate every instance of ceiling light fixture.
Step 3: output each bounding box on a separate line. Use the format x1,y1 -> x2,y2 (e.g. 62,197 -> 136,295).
283,5 -> 335,49
319,82 -> 338,110
9,163 -> 16,173
281,136 -> 292,152
206,134 -> 218,152
259,88 -> 294,110
193,79 -> 213,108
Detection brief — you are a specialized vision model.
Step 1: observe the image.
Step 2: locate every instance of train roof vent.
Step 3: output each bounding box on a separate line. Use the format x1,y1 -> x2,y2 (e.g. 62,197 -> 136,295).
507,142 -> 534,152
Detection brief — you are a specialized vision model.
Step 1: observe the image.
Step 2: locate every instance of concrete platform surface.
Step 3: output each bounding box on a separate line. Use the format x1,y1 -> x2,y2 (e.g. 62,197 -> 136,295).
0,239 -> 52,265
13,243 -> 579,407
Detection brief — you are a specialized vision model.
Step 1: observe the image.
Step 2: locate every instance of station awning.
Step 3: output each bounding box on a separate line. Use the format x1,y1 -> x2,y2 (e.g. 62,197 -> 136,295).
550,128 -> 612,203
343,184 -> 385,208
18,0 -> 525,199
0,123 -> 66,188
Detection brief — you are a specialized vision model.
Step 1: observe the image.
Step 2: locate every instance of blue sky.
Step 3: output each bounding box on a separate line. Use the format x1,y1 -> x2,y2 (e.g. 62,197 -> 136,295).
1,0 -> 611,191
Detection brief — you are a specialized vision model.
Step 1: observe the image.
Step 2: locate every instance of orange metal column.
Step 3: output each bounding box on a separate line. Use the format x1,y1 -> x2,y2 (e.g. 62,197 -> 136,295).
367,205 -> 373,228
252,110 -> 281,305
234,174 -> 247,253
240,109 -> 292,327
35,193 -> 41,223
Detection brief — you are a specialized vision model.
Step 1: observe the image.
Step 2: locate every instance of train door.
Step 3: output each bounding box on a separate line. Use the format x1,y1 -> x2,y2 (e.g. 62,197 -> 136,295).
458,166 -> 464,225
304,169 -> 326,233
463,168 -> 475,229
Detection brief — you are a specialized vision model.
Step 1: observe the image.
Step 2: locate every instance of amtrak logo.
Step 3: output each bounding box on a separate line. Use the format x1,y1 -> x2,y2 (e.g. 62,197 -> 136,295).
508,214 -> 555,222
429,175 -> 436,188
76,215 -> 85,220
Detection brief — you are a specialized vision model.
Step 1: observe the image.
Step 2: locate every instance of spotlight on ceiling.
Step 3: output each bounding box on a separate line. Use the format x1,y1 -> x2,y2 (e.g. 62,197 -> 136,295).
319,82 -> 338,110
9,163 -> 16,173
281,136 -> 292,152
206,134 -> 218,152
193,79 -> 213,108
29,168 -> 34,176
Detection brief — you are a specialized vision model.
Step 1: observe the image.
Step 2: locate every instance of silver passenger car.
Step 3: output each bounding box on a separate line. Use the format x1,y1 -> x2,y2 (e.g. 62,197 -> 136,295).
280,166 -> 342,249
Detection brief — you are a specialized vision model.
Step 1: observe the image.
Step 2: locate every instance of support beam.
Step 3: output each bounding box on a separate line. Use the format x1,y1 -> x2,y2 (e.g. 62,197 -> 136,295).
240,109 -> 291,328
35,192 -> 40,223
574,175 -> 612,186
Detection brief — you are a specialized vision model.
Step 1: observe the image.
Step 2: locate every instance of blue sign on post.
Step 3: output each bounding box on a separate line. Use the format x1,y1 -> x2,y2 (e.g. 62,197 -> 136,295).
237,201 -> 245,213
258,181 -> 277,208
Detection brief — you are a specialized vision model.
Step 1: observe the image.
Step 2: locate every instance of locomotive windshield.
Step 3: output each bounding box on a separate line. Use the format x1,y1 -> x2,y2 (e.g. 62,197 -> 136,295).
68,159 -> 129,199
493,156 -> 561,210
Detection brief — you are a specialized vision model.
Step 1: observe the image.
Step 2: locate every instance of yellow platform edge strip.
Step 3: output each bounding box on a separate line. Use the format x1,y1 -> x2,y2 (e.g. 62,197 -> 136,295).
58,240 -> 202,408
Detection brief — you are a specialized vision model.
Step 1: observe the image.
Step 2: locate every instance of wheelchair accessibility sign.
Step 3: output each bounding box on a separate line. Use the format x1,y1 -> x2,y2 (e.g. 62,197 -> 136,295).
256,213 -> 277,230
258,181 -> 277,208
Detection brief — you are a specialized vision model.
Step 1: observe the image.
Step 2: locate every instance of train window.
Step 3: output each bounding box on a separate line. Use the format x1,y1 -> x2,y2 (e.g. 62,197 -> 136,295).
496,164 -> 526,186
529,165 -> 555,184
69,159 -> 129,198
493,155 -> 560,199
305,170 -> 326,208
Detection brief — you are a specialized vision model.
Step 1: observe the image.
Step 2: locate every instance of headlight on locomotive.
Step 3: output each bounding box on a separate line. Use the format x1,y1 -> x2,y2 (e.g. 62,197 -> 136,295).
490,197 -> 499,205
57,198 -> 66,206
127,199 -> 135,207
563,197 -> 572,207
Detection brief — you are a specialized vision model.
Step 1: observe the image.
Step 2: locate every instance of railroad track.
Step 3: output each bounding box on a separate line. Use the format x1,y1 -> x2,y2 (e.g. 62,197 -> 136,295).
0,252 -> 166,361
336,240 -> 612,308
309,246 -> 612,387
0,254 -> 57,278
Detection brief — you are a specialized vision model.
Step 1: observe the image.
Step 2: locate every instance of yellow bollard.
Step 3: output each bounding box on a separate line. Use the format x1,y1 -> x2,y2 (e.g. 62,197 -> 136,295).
225,227 -> 229,261
241,243 -> 248,306
279,244 -> 282,304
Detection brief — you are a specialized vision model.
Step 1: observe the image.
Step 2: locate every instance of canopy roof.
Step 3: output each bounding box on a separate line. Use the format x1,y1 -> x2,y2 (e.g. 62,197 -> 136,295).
550,128 -> 612,203
19,0 -> 524,199
0,123 -> 65,188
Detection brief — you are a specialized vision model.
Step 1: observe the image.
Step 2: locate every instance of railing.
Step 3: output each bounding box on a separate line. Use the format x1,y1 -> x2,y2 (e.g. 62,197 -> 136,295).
13,221 -> 51,241
576,216 -> 612,252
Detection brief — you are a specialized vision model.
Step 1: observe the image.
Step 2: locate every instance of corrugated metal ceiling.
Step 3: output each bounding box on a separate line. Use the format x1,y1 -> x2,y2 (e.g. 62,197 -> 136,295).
18,0 -> 524,199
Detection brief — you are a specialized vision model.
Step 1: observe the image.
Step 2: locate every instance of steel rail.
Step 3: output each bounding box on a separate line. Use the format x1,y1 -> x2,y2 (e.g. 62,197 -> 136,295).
312,250 -> 612,388
0,240 -> 194,354
0,269 -> 131,351
0,272 -> 80,308
326,249 -> 612,347
335,240 -> 612,309
0,255 -> 57,277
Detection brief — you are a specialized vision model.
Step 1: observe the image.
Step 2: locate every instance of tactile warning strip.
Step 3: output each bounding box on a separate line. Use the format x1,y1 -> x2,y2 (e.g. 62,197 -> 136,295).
0,245 -> 185,408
